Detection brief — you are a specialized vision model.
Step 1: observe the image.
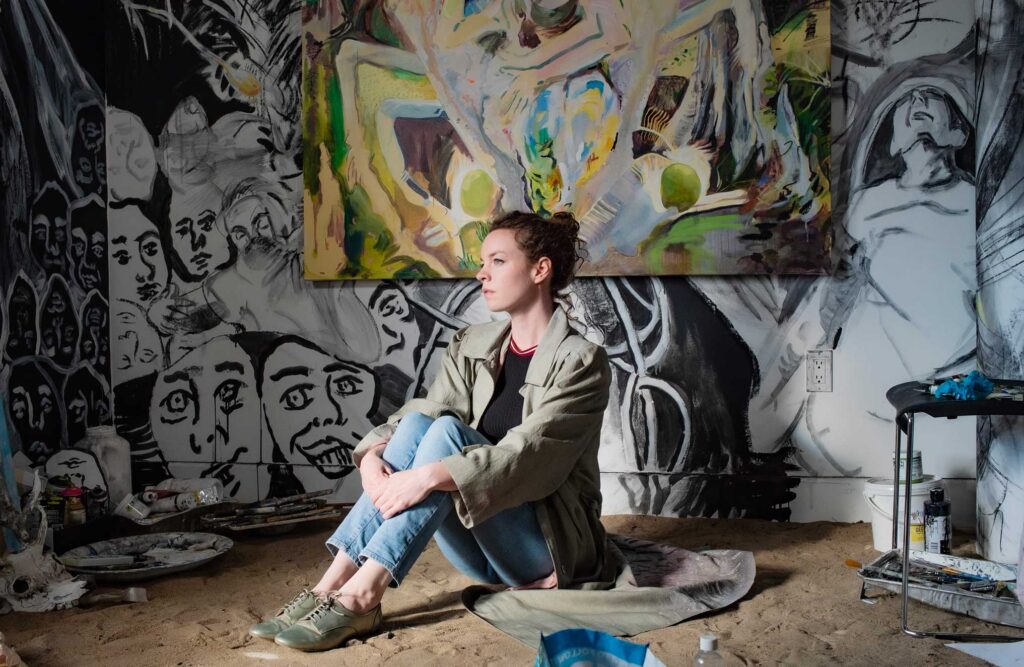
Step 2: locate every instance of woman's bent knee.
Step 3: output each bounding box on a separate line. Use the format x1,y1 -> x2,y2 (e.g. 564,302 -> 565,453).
424,414 -> 466,440
416,416 -> 469,460
396,411 -> 433,431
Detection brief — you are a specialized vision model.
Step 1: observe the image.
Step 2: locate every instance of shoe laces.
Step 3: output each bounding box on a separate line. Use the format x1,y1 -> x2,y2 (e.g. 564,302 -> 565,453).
280,589 -> 312,616
304,598 -> 336,624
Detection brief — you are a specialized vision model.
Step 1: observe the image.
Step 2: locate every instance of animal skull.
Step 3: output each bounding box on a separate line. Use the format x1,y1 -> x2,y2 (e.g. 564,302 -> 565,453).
0,470 -> 87,612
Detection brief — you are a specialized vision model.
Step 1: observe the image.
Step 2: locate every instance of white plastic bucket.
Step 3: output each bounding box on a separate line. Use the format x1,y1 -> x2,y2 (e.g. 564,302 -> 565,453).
863,475 -> 944,551
893,450 -> 924,484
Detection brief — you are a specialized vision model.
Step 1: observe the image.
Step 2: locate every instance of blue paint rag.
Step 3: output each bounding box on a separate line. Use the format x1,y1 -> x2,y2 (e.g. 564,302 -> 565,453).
931,371 -> 994,400
535,629 -> 666,667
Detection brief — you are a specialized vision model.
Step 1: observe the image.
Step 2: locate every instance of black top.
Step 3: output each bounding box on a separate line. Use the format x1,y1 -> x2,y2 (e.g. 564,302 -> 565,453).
477,346 -> 534,444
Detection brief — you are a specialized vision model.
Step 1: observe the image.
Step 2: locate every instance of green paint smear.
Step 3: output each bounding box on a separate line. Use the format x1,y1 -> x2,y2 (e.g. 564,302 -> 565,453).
457,221 -> 489,270
327,71 -> 348,171
392,68 -> 427,83
784,75 -> 830,169
761,12 -> 831,174
773,9 -> 811,38
302,54 -> 349,197
301,61 -> 323,196
524,138 -> 561,215
339,183 -> 439,279
368,3 -> 403,48
642,213 -> 744,273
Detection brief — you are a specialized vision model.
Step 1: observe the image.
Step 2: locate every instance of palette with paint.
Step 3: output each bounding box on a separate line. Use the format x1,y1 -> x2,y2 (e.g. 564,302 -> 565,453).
59,532 -> 233,582
856,549 -> 1023,629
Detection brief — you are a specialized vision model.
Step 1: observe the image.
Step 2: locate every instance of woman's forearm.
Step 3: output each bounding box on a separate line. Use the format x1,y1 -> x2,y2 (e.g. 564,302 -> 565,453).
423,462 -> 458,492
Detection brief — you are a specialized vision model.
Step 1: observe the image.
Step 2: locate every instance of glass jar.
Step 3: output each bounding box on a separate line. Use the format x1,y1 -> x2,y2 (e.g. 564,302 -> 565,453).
61,488 -> 87,526
77,426 -> 133,512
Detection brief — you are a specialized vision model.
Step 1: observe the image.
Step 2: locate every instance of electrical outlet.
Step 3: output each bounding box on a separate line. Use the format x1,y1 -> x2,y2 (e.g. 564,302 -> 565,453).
806,349 -> 833,392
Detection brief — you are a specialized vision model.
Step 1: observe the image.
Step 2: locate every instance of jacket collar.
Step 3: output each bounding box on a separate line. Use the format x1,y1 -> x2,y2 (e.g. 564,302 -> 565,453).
460,308 -> 573,386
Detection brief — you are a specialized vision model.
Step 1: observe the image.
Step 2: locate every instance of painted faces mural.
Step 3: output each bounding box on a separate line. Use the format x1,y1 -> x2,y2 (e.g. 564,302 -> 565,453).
1,0 -> 111,480
111,297 -> 162,381
78,291 -> 110,376
4,275 -> 38,361
63,365 -> 112,445
45,448 -> 107,492
9,358 -> 66,465
218,178 -> 295,251
260,337 -> 379,477
150,336 -> 260,465
106,107 -> 158,203
109,204 -> 169,304
70,100 -> 107,197
38,274 -> 79,368
68,195 -> 108,292
364,283 -> 420,373
168,182 -> 232,282
29,183 -> 71,275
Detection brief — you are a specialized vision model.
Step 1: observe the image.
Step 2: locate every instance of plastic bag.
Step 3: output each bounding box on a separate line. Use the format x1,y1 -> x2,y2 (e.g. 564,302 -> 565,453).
535,629 -> 666,667
931,371 -> 994,400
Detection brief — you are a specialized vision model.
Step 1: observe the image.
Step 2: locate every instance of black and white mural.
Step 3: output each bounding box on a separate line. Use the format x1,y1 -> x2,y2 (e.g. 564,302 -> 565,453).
975,0 -> 1024,565
101,0 -> 989,527
0,0 -> 995,528
0,0 -> 1012,536
1,1 -> 112,471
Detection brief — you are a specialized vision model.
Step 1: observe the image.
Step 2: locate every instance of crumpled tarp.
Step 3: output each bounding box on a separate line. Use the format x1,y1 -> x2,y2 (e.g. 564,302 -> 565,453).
462,534 -> 755,647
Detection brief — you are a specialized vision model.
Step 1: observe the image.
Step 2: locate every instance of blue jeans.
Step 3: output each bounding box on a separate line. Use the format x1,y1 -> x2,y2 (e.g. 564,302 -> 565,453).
326,412 -> 554,587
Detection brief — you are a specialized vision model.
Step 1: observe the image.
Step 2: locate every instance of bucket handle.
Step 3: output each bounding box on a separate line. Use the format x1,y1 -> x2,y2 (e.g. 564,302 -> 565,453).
865,494 -> 894,521
865,490 -> 928,522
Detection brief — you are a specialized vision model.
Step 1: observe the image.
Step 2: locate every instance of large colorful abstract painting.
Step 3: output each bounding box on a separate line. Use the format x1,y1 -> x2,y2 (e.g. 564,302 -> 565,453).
302,0 -> 831,279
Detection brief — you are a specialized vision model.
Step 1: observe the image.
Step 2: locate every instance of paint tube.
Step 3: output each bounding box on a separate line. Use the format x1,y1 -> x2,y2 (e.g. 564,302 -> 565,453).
139,489 -> 179,503
924,488 -> 951,554
148,492 -> 198,513
147,486 -> 223,513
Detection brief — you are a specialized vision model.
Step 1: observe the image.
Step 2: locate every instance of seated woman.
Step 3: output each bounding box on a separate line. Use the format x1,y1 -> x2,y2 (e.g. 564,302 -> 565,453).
249,211 -> 613,652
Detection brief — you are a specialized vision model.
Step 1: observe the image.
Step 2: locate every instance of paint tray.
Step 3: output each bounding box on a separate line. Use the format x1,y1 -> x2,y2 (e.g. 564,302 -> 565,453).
59,532 -> 233,582
857,549 -> 1024,628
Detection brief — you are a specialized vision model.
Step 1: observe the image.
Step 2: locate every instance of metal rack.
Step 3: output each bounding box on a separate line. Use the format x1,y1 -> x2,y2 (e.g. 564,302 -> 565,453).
885,379 -> 1024,641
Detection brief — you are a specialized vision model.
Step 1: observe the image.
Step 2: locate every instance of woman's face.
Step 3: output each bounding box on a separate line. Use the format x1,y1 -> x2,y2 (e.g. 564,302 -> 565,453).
475,228 -> 544,314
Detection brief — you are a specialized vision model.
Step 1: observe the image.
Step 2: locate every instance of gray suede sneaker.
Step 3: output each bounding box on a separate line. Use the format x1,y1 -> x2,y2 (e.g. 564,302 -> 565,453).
248,589 -> 321,640
273,597 -> 382,652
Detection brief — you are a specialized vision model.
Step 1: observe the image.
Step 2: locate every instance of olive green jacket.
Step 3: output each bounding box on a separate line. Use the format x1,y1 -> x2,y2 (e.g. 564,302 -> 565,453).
353,307 -> 615,588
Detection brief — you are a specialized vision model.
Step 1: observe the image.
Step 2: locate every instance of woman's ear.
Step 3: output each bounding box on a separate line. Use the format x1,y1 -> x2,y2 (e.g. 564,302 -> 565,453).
533,256 -> 552,285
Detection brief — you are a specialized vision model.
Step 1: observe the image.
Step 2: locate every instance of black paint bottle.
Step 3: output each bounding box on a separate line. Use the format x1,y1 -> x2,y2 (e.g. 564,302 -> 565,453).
924,487 -> 952,555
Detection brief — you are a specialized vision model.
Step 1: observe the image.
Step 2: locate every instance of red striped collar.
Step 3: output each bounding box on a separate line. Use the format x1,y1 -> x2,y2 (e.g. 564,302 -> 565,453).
509,337 -> 537,356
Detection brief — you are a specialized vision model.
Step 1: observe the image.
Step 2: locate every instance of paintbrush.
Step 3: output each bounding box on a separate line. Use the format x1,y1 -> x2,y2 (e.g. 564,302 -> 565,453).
846,559 -> 940,587
939,566 -> 992,582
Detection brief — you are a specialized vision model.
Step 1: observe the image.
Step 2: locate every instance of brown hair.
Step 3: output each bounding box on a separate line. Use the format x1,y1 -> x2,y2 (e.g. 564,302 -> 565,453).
488,211 -> 586,296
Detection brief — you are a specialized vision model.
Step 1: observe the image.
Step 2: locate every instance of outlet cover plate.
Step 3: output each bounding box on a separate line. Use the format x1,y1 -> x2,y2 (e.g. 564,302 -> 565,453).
807,349 -> 833,392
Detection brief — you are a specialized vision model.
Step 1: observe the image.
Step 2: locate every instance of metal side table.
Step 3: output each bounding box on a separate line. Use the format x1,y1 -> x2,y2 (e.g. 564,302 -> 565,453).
886,379 -> 1024,641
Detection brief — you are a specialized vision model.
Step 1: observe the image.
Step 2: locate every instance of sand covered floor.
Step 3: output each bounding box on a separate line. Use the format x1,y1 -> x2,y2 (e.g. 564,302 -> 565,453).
1,516 -> 1017,665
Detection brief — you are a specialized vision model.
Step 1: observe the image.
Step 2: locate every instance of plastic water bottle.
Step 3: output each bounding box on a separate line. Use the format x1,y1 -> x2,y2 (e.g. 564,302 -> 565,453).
694,634 -> 723,665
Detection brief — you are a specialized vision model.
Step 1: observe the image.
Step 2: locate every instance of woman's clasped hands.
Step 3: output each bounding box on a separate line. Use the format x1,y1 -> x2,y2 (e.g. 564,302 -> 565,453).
359,445 -> 444,519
